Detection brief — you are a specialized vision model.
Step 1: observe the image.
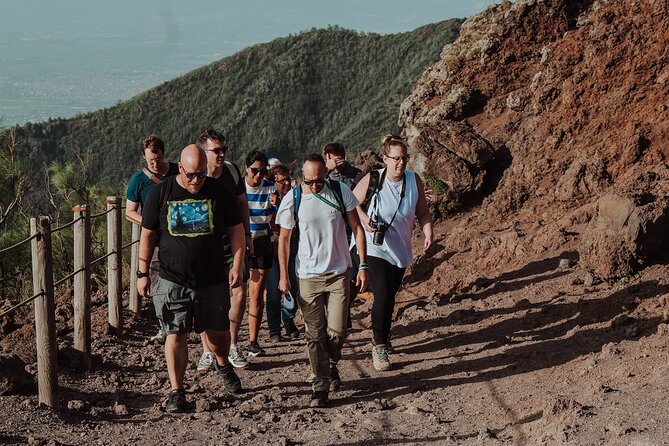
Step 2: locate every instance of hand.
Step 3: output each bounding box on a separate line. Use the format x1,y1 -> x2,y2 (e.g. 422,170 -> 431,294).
137,277 -> 150,298
423,236 -> 433,255
325,156 -> 337,171
361,215 -> 375,233
269,191 -> 280,207
229,264 -> 242,288
356,269 -> 368,293
279,276 -> 291,294
424,188 -> 434,203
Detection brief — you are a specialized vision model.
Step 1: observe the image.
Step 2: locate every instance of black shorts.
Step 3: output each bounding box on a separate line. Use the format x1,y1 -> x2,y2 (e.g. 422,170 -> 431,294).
225,255 -> 250,283
249,235 -> 274,270
153,277 -> 231,334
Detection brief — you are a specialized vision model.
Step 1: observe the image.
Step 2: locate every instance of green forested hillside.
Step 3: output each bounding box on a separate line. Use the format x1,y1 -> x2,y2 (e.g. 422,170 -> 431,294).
7,20 -> 461,195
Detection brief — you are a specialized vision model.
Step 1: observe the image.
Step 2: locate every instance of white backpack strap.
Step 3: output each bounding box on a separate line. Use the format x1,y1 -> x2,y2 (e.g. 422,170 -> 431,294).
225,160 -> 241,187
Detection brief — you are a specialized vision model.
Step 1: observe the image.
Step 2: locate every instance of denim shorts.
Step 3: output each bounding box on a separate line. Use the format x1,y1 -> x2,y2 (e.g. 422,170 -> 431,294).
153,277 -> 231,334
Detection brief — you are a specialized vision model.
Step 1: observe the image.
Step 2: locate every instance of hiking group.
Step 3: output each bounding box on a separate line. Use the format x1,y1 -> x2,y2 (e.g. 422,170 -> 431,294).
128,130 -> 433,412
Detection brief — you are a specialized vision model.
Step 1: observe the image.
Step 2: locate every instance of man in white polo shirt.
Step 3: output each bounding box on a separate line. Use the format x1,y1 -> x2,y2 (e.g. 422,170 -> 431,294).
276,153 -> 368,408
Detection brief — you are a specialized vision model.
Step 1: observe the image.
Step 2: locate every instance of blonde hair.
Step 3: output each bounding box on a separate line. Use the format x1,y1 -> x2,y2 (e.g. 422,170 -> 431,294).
380,134 -> 408,156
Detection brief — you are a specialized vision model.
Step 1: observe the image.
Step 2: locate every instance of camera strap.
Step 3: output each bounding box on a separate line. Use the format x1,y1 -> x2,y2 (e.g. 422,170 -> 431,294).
372,171 -> 406,228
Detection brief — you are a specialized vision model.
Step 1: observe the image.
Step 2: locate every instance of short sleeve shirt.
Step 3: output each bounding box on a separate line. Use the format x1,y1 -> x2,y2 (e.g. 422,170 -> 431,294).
275,182 -> 358,278
126,162 -> 179,207
247,178 -> 277,238
327,162 -> 362,191
142,176 -> 242,288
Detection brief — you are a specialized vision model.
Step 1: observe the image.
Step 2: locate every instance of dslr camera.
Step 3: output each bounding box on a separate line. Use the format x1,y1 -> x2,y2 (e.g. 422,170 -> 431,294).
369,219 -> 390,245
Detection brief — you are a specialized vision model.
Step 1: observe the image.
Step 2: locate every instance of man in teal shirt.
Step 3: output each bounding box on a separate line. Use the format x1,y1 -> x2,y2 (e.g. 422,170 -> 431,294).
126,135 -> 179,225
125,134 -> 178,343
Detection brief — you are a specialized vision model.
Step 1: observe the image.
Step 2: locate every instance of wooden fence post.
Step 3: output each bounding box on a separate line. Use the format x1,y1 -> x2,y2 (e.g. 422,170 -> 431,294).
31,216 -> 58,410
72,205 -> 91,369
106,196 -> 123,335
129,223 -> 141,313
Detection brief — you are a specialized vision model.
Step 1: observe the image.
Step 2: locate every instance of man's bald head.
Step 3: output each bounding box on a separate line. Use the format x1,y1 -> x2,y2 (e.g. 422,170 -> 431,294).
178,144 -> 208,193
181,144 -> 206,172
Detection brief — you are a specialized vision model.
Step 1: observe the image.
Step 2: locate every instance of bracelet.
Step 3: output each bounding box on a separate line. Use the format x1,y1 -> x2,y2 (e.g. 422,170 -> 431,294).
245,232 -> 252,236
358,263 -> 368,270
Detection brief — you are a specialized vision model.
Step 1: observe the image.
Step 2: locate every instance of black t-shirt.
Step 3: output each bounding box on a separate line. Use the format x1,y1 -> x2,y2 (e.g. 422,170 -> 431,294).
220,162 -> 245,196
142,176 -> 242,288
214,162 -> 245,259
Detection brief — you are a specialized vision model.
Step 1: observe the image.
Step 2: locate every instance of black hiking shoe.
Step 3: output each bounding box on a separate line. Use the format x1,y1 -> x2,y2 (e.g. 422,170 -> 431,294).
309,391 -> 329,408
165,389 -> 187,413
285,320 -> 300,340
329,364 -> 341,392
215,361 -> 243,395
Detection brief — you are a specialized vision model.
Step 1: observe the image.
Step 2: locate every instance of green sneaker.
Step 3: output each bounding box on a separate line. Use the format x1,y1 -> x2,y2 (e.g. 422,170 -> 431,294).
197,352 -> 215,371
228,344 -> 248,368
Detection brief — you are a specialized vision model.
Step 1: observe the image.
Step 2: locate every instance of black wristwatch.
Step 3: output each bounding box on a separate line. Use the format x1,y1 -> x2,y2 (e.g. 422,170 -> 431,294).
136,271 -> 150,279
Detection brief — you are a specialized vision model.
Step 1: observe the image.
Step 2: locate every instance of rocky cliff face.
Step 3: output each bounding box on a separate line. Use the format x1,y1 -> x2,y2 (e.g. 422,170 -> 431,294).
400,0 -> 669,279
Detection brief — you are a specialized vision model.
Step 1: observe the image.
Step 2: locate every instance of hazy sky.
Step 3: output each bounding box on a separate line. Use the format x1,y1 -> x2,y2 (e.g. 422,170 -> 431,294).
1,1 -> 497,125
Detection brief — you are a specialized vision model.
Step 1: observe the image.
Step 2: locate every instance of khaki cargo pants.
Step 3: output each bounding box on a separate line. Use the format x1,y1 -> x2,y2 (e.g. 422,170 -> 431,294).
298,272 -> 349,392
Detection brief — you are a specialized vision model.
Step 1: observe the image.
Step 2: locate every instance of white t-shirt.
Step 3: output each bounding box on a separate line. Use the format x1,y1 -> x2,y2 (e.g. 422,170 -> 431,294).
366,169 -> 419,268
276,181 -> 358,278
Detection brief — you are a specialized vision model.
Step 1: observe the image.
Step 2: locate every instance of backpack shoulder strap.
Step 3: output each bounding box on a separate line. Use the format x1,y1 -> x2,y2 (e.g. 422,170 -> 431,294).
327,179 -> 352,233
158,176 -> 175,211
225,161 -> 241,187
362,169 -> 384,212
327,179 -> 346,216
142,167 -> 162,184
292,185 -> 302,226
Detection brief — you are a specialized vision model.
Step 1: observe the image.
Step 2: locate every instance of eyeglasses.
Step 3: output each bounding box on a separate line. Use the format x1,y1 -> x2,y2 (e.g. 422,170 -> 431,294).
385,155 -> 410,163
182,170 -> 207,180
274,177 -> 291,185
206,146 -> 227,155
249,167 -> 268,176
303,178 -> 326,186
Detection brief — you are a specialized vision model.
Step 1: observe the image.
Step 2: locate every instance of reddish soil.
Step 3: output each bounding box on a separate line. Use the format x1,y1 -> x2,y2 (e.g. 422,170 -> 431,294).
4,0 -> 669,444
2,217 -> 669,445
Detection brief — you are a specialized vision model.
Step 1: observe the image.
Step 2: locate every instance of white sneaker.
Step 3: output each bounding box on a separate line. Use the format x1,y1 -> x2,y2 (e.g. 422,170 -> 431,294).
197,352 -> 215,371
228,344 -> 248,368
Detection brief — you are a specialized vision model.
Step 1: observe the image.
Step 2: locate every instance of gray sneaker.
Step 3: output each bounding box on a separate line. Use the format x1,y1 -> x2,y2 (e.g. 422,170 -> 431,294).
228,344 -> 248,368
149,328 -> 167,345
197,352 -> 215,371
372,345 -> 391,371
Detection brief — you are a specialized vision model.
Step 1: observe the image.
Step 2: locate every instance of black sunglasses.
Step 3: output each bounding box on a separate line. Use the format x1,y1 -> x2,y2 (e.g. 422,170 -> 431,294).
182,170 -> 207,180
273,177 -> 291,185
206,146 -> 227,155
250,167 -> 268,176
303,178 -> 326,186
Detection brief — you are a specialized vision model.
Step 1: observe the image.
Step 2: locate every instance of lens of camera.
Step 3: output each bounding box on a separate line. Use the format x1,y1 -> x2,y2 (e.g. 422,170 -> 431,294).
372,230 -> 385,246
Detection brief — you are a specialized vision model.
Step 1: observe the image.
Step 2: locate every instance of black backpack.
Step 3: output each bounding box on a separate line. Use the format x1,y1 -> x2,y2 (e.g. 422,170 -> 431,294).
360,169 -> 385,212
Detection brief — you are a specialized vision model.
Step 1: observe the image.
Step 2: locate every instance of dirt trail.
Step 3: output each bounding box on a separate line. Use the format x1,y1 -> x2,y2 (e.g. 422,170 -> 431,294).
2,217 -> 669,446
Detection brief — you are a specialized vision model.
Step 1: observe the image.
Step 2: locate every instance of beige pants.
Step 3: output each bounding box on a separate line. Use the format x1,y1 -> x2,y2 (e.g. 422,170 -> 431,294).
298,272 -> 349,392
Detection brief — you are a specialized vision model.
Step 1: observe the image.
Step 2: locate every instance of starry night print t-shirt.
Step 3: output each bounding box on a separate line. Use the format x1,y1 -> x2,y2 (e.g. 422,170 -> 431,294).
142,176 -> 241,288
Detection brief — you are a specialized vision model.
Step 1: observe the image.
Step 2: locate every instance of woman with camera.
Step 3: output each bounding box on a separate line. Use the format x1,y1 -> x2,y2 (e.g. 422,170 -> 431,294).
352,134 -> 433,371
